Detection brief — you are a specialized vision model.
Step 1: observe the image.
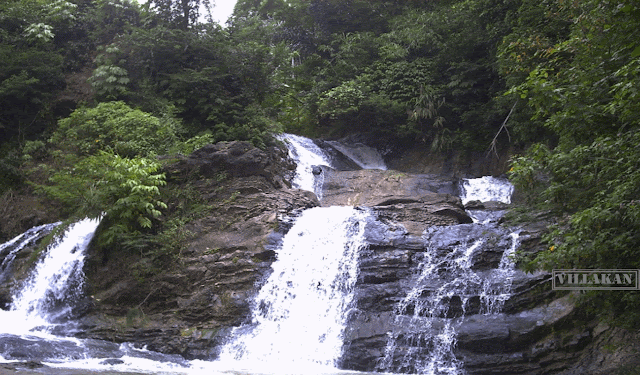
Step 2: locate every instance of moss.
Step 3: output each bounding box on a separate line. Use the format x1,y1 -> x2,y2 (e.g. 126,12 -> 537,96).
204,247 -> 220,255
180,327 -> 197,337
615,364 -> 640,375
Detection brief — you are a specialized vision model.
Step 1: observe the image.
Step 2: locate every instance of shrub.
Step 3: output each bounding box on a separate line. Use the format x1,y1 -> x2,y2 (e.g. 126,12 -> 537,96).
40,151 -> 167,245
49,101 -> 181,158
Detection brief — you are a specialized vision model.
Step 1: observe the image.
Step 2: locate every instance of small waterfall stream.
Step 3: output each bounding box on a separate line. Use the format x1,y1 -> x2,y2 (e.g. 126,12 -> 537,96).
1,218 -> 100,335
278,133 -> 333,197
10,218 -> 101,331
376,176 -> 519,375
0,222 -> 61,285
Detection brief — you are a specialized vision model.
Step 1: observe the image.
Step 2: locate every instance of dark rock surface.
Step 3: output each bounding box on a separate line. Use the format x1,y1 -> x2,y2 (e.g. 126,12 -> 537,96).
3,137 -> 639,375
76,141 -> 319,359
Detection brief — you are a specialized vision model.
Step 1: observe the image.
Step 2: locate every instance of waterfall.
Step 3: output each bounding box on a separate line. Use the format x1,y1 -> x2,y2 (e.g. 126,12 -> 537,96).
0,222 -> 61,285
326,141 -> 387,170
217,206 -> 369,373
278,133 -> 388,199
480,232 -> 520,315
0,218 -> 195,373
0,133 -> 525,375
378,177 -> 518,375
278,133 -> 332,196
2,218 -> 100,334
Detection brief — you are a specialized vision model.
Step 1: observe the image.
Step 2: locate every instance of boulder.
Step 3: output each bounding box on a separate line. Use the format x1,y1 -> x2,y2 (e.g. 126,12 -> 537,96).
320,169 -> 470,236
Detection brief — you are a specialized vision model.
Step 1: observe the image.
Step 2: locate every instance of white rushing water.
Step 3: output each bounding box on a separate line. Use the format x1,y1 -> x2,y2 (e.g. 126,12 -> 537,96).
460,176 -> 514,205
217,206 -> 369,374
326,141 -> 387,170
480,232 -> 520,315
0,222 -> 61,284
378,175 -> 519,375
278,133 -> 333,196
2,218 -> 100,334
0,135 -> 520,375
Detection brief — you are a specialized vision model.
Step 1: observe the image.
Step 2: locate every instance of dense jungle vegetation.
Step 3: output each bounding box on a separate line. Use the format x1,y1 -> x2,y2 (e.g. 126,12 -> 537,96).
1,0 -> 639,325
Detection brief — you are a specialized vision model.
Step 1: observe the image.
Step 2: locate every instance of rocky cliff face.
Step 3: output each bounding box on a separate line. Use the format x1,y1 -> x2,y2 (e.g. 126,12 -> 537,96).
78,141 -> 320,358
2,138 -> 639,374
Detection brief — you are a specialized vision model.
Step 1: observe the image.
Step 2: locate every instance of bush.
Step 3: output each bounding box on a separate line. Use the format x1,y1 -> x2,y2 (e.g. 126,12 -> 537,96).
40,151 -> 167,245
49,101 -> 181,158
210,104 -> 283,149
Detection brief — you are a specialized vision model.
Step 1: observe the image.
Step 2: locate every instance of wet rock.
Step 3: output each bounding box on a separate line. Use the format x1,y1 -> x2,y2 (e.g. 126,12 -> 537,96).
100,358 -> 124,365
81,141 -> 320,359
313,140 -> 363,171
321,169 -> 461,207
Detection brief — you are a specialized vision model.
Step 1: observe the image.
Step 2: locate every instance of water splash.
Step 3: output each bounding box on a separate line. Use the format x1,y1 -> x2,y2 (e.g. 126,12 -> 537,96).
218,206 -> 369,373
0,222 -> 61,284
377,234 -> 483,375
378,176 -> 519,374
480,232 -> 520,315
460,176 -> 513,205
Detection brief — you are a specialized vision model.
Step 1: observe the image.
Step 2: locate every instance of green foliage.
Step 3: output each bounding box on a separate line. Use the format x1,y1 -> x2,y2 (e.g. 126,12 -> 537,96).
146,0 -> 212,30
504,0 -> 640,327
507,143 -> 551,204
88,46 -> 131,100
0,143 -> 24,193
517,132 -> 640,272
26,102 -> 185,251
50,101 -> 181,158
173,132 -> 216,155
210,104 -> 283,149
0,45 -> 64,140
86,0 -> 142,45
40,151 -> 167,245
317,80 -> 366,121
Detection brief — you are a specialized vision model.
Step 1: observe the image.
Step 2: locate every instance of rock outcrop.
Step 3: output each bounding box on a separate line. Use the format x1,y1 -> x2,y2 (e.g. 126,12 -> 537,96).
3,137 -> 639,375
78,141 -> 319,358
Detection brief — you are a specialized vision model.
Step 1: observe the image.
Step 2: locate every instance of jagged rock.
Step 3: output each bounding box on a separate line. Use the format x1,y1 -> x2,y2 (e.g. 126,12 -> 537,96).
321,169 -> 470,237
80,141 -> 319,359
321,169 -> 461,206
163,140 -> 295,189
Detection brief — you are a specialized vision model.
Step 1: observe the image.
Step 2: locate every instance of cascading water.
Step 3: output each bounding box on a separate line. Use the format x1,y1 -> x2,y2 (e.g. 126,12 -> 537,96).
0,134 -> 524,375
217,205 -> 369,374
278,133 -> 388,200
326,141 -> 387,171
2,218 -> 100,334
480,232 -> 520,315
377,176 -> 519,375
214,134 -> 376,373
278,133 -> 333,197
0,222 -> 61,285
0,218 -> 194,373
460,176 -> 513,205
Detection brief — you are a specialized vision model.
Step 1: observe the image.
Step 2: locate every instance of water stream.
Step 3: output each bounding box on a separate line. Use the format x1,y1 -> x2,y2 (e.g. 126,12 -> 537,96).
217,206 -> 369,374
0,135 -> 519,375
0,222 -> 61,286
377,176 -> 518,375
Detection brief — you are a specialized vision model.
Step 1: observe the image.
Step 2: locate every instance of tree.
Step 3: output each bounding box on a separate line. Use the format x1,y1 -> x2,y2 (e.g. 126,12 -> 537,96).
146,0 -> 213,29
506,0 -> 640,327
